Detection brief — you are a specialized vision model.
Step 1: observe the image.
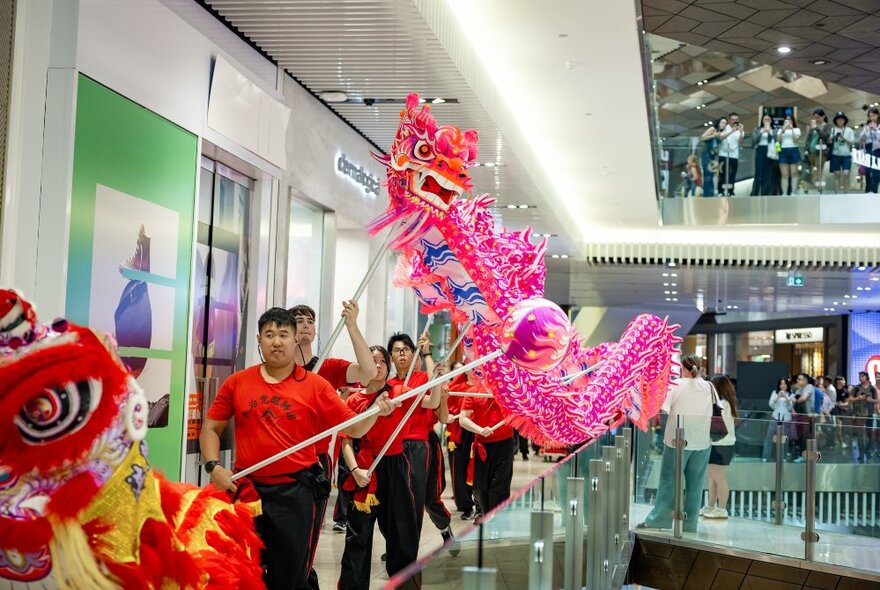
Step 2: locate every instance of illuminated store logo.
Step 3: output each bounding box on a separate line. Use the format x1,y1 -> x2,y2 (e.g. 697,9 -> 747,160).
867,355 -> 880,385
775,327 -> 823,344
337,153 -> 380,197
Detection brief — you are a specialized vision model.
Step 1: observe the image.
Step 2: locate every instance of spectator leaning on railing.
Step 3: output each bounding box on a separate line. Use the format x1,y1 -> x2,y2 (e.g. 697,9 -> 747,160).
829,112 -> 855,193
717,112 -> 745,196
859,107 -> 880,194
751,113 -> 774,196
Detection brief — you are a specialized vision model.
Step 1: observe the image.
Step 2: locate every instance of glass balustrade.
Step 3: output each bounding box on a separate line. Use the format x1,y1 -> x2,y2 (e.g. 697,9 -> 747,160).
386,414 -> 880,588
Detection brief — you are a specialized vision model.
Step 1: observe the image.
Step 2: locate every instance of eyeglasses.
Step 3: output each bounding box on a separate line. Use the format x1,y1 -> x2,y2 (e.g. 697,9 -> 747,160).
391,348 -> 411,355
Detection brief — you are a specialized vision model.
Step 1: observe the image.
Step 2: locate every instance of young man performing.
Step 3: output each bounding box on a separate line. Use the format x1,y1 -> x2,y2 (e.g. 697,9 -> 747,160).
387,332 -> 454,546
288,301 -> 377,554
200,308 -> 393,590
459,392 -> 515,514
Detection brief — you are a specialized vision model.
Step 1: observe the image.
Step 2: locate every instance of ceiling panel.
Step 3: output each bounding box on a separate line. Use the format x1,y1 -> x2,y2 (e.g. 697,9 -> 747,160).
642,0 -> 880,94
205,0 -> 576,256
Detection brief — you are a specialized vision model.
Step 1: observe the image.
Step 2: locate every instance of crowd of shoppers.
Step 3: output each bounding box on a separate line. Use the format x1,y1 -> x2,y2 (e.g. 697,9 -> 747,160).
762,371 -> 880,465
683,107 -> 880,197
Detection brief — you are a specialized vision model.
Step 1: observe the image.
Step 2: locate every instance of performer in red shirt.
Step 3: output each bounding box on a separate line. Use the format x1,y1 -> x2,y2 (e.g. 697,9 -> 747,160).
288,301 -> 378,581
200,308 -> 393,590
445,364 -> 477,520
387,332 -> 454,546
460,389 -> 515,514
338,346 -> 420,590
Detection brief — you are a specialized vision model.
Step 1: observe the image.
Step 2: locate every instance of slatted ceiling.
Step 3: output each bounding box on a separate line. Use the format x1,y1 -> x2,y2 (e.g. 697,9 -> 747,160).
207,0 -> 565,234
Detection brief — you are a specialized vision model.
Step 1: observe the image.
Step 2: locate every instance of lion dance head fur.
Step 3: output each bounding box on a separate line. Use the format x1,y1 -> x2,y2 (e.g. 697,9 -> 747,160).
0,289 -> 264,589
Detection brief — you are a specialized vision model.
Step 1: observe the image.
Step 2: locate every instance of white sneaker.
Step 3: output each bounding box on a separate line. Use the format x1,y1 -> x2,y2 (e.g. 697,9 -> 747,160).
709,507 -> 728,519
699,505 -> 712,517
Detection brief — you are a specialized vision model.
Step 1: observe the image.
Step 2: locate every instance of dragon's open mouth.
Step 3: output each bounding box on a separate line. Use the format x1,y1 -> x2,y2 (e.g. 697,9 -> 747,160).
412,169 -> 463,211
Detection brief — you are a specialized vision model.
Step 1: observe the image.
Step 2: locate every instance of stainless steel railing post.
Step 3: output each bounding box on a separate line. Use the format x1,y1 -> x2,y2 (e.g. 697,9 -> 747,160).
673,415 -> 687,539
586,458 -> 606,590
773,422 -> 787,525
601,446 -> 616,589
563,476 -> 585,590
615,433 -> 630,560
529,508 -> 554,590
801,438 -> 821,561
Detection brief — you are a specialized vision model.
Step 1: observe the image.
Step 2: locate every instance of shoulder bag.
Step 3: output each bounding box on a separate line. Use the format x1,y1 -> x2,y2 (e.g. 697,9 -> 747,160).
709,383 -> 728,443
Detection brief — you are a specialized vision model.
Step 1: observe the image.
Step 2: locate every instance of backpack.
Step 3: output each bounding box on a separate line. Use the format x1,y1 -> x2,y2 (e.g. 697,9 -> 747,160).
813,388 -> 824,414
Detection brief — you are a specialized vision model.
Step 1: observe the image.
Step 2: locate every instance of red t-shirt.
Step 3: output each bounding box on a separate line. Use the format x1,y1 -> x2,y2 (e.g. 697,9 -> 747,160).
345,385 -> 410,457
388,372 -> 436,441
447,383 -> 481,444
462,396 -> 513,443
313,357 -> 352,456
207,364 -> 356,482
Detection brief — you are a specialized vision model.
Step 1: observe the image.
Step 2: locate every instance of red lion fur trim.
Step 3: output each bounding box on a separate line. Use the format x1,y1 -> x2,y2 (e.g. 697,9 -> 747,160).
0,513 -> 53,552
0,326 -> 130,475
47,471 -> 101,520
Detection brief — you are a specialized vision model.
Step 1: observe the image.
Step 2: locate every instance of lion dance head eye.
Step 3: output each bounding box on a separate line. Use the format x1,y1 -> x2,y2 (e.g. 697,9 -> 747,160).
13,379 -> 101,444
414,141 -> 433,161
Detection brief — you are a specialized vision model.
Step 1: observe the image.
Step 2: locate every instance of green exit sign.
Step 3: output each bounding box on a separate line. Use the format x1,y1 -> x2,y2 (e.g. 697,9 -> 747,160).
787,272 -> 805,287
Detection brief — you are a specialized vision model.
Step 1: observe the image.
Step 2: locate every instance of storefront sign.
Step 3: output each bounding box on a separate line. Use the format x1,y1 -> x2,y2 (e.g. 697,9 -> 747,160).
337,153 -> 380,197
775,327 -> 823,343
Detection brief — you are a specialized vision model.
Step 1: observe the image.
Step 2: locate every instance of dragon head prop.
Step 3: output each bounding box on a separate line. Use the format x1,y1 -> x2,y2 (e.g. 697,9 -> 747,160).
369,93 -> 479,243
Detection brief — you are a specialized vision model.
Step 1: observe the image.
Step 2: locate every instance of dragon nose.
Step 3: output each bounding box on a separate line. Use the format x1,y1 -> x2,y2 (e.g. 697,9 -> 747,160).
436,154 -> 464,173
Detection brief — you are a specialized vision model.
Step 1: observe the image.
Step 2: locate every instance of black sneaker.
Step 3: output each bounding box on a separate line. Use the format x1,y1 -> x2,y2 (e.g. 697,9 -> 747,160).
441,526 -> 459,557
332,521 -> 346,533
461,508 -> 475,521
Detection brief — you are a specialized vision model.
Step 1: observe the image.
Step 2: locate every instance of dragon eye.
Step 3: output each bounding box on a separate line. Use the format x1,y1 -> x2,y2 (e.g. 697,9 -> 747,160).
414,141 -> 433,161
13,379 -> 101,444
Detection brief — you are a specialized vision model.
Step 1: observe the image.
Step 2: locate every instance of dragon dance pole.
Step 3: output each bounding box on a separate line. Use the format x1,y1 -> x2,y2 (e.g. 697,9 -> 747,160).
314,228 -> 396,374
232,349 -> 503,482
561,362 -> 600,385
402,313 -> 435,387
368,321 -> 474,476
448,391 -> 494,398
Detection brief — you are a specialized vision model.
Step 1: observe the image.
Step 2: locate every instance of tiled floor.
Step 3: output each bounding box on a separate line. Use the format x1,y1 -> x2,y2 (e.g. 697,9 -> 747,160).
312,452 -> 554,589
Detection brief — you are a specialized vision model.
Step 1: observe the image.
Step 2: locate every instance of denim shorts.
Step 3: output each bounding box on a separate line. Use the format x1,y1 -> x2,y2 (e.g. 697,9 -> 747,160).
829,154 -> 851,172
778,147 -> 801,164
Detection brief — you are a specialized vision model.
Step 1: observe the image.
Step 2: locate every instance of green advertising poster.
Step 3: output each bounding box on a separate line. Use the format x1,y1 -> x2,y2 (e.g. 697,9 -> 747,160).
66,75 -> 197,479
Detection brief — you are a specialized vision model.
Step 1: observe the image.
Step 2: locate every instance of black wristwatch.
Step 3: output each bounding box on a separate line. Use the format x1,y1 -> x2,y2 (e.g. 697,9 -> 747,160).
420,351 -> 431,358
204,460 -> 221,474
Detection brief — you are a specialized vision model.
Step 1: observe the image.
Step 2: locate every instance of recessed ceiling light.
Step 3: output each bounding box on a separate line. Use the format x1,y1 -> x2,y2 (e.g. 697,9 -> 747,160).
872,277 -> 879,281
844,295 -> 851,298
866,287 -> 872,291
857,265 -> 867,271
484,162 -> 496,168
665,297 -> 672,302
809,59 -> 828,65
664,291 -> 671,295
672,298 -> 678,302
671,273 -> 678,277
777,46 -> 792,54
662,273 -> 669,277
671,291 -> 678,295
506,204 -> 518,209
518,204 -> 529,209
857,287 -> 864,291
431,97 -> 446,104
551,254 -> 560,259
668,262 -> 677,268
560,254 -> 569,259
318,90 -> 349,103
834,301 -> 839,305
830,307 -> 836,311
663,283 -> 670,286
852,294 -> 858,298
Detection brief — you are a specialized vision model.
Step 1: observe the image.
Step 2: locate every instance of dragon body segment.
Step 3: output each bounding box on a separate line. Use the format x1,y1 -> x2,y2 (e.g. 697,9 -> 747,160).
370,94 -> 681,444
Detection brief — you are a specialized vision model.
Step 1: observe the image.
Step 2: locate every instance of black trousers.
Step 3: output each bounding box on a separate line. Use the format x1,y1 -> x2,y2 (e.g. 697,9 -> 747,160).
339,454 -> 421,590
449,430 -> 475,513
404,435 -> 452,535
751,146 -> 769,195
514,429 -> 530,458
717,156 -> 739,196
334,460 -> 351,524
473,438 -> 515,514
254,479 -> 320,590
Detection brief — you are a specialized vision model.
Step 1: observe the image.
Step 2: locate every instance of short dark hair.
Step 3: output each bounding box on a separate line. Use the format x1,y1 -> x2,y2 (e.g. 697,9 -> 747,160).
289,304 -> 316,321
727,112 -> 739,119
258,307 -> 295,333
859,371 -> 869,380
387,332 -> 416,353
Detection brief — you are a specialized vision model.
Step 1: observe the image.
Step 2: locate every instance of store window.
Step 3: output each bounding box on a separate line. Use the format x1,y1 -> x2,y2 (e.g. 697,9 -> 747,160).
739,330 -> 774,362
286,198 -> 324,308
